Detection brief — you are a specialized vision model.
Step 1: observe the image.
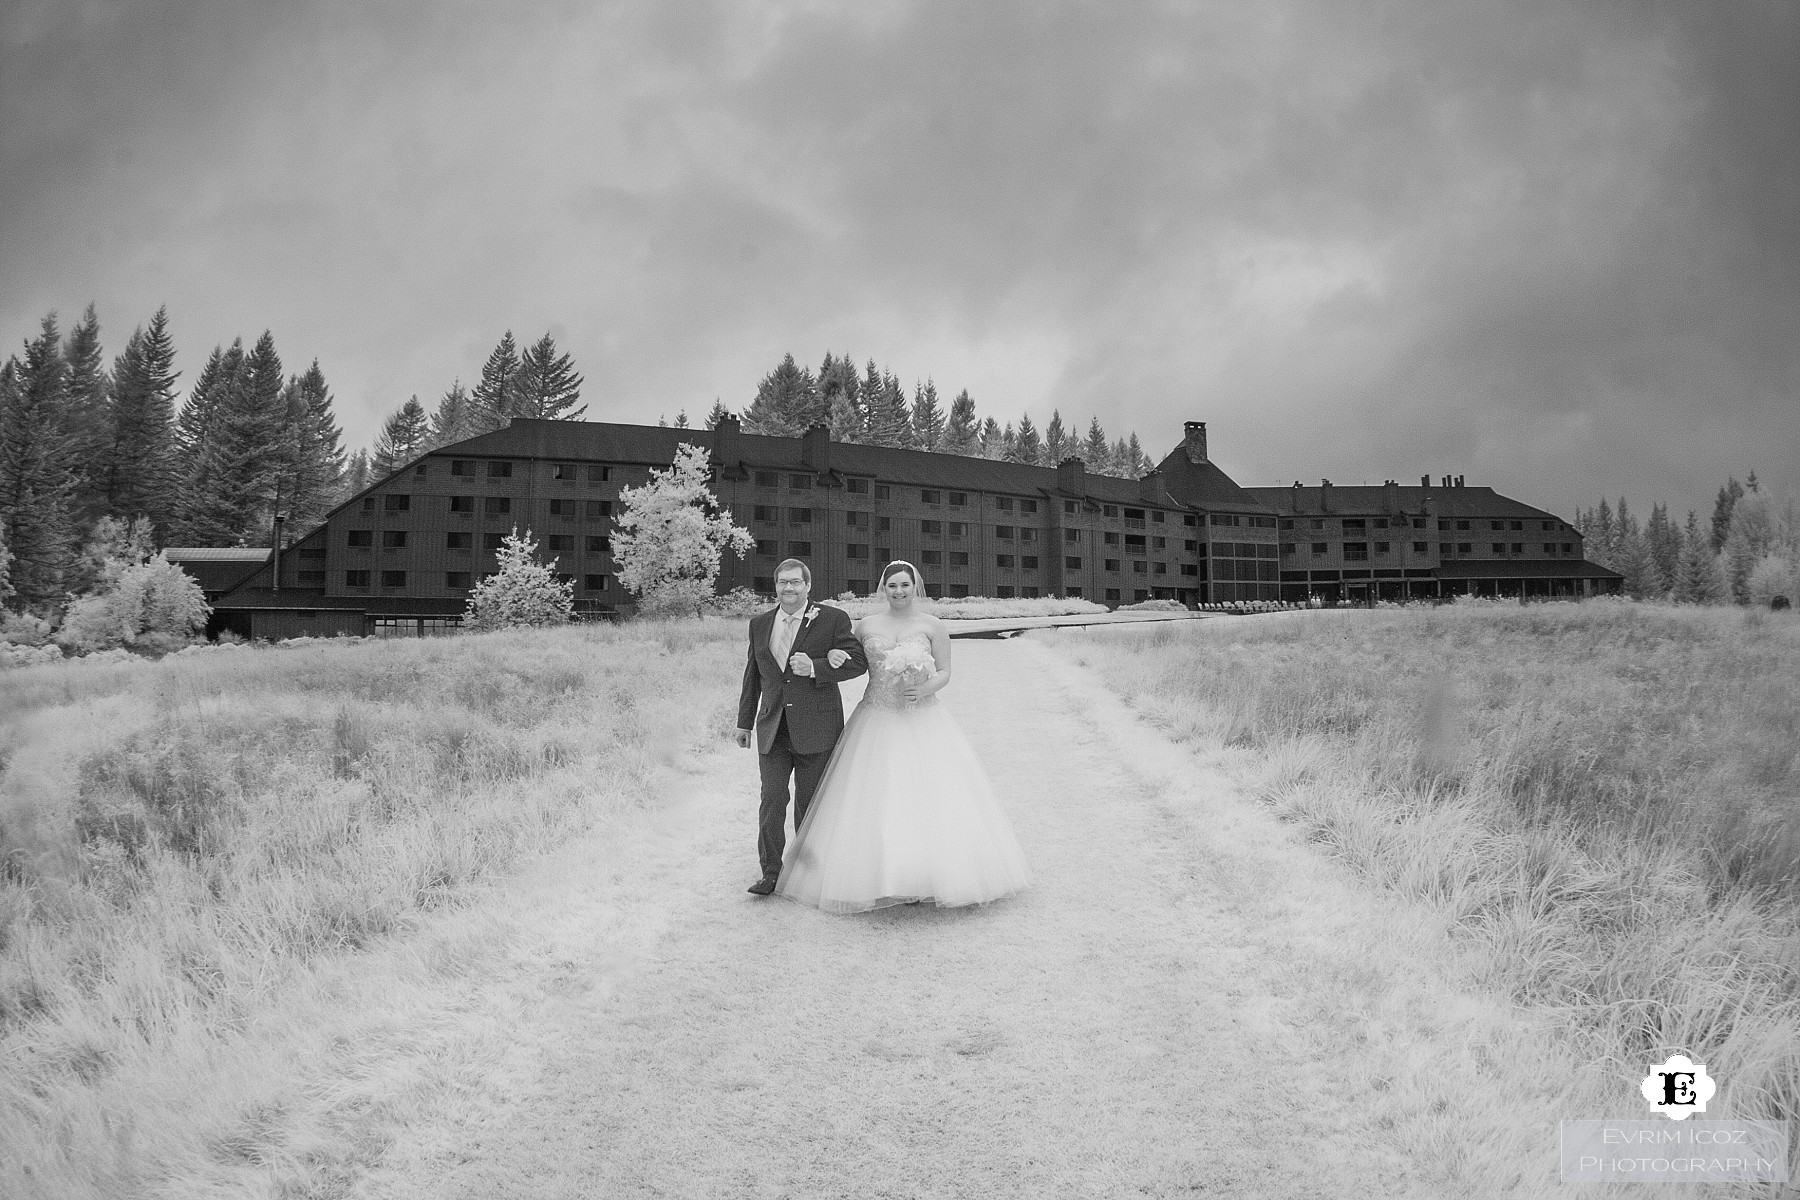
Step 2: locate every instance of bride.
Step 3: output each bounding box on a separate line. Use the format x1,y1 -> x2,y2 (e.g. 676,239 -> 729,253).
775,560 -> 1033,913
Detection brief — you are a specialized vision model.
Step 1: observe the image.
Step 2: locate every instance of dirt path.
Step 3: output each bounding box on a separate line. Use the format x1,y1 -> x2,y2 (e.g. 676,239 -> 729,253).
343,638 -> 1532,1198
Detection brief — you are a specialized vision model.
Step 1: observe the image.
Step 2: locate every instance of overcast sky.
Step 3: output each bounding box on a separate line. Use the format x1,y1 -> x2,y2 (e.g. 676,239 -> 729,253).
3,0 -> 1795,521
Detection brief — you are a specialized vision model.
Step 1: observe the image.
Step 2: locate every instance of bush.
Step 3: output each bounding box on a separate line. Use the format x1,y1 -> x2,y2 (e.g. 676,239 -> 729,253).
1747,553 -> 1796,610
55,552 -> 210,653
463,528 -> 574,631
0,641 -> 63,669
702,586 -> 768,618
1,612 -> 54,646
1118,598 -> 1186,611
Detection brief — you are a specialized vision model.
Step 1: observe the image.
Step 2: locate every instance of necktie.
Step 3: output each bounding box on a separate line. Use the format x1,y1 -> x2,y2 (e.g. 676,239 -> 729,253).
776,614 -> 799,665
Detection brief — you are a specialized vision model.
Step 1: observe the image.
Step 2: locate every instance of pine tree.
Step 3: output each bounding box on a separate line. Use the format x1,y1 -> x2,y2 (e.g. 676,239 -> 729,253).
743,354 -> 817,436
1043,410 -> 1068,464
284,360 -> 345,532
0,318 -> 78,610
103,306 -> 179,536
1711,478 -> 1744,553
342,448 -> 370,499
1010,413 -> 1041,465
1084,416 -> 1111,473
469,331 -> 521,432
861,364 -> 911,448
1645,503 -> 1681,595
1613,507 -> 1660,599
673,409 -> 689,428
372,395 -> 431,478
463,527 -> 575,631
1722,492 -> 1774,604
210,330 -> 291,545
704,399 -> 732,430
1125,432 -> 1146,478
911,379 -> 945,450
943,389 -> 979,455
1673,511 -> 1726,604
612,442 -> 754,617
513,332 -> 586,420
977,416 -> 1005,459
62,303 -> 112,526
818,353 -> 861,441
427,380 -> 476,449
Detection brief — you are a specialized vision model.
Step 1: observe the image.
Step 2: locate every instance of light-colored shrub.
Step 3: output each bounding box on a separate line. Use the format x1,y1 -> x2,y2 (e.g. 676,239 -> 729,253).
55,552 -> 210,653
463,528 -> 574,631
1747,553 -> 1796,609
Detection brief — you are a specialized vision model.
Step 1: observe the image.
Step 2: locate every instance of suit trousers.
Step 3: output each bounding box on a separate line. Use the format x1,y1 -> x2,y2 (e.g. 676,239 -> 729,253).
758,717 -> 832,879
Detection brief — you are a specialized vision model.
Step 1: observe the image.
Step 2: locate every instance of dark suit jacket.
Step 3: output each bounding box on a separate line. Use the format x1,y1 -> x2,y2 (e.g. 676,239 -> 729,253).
738,604 -> 868,755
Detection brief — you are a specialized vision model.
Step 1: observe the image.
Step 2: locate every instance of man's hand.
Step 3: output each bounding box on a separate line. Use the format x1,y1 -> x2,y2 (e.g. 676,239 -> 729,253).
826,648 -> 850,669
734,729 -> 752,749
788,653 -> 816,678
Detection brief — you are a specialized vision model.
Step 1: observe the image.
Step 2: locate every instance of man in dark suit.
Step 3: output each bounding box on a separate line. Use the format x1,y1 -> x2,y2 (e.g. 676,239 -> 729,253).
736,558 -> 868,895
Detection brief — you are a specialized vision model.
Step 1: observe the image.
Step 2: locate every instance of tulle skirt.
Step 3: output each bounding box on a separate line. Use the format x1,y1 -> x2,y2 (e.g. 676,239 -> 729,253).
776,696 -> 1032,913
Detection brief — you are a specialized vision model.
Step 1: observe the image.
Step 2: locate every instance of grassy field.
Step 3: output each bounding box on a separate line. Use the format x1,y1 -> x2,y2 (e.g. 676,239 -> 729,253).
0,620 -> 742,1198
1044,599 -> 1800,1145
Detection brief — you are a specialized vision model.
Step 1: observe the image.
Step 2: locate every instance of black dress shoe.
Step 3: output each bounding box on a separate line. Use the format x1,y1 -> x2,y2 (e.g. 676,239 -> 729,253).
747,877 -> 778,896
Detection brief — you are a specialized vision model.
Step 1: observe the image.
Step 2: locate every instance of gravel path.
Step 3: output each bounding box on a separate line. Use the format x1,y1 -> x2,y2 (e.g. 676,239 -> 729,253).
347,638 -> 1493,1198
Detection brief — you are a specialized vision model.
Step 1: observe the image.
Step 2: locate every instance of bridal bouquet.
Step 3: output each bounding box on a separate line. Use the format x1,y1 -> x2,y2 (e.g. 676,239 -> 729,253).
883,639 -> 937,703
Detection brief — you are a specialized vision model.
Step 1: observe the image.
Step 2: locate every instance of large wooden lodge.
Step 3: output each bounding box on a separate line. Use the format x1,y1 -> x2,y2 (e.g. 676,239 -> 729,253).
188,416 -> 1621,639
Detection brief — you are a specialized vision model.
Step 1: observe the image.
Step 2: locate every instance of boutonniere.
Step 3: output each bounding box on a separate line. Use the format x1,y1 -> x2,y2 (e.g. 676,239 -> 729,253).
802,604 -> 821,626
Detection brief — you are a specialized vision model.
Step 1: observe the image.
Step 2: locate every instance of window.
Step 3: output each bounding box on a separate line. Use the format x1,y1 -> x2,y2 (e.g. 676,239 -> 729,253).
1132,561 -> 1147,574
1180,564 -> 1198,576
996,554 -> 1015,569
921,489 -> 940,504
1105,559 -> 1121,572
587,465 -> 610,482
1510,521 -> 1523,531
921,550 -> 942,565
948,492 -> 967,506
874,484 -> 890,500
1020,500 -> 1036,514
450,495 -> 475,513
1440,543 -> 1453,555
1020,554 -> 1039,570
345,570 -> 370,587
1413,541 -> 1428,553
297,547 -> 326,559
546,535 -> 573,553
1413,519 -> 1427,529
1562,542 -> 1573,554
485,496 -> 511,514
789,474 -> 811,490
380,570 -> 406,588
549,499 -> 572,516
1153,562 -> 1167,575
1492,543 -> 1507,554
755,471 -> 779,487
553,463 -> 575,480
484,533 -> 505,550
487,461 -> 511,478
1210,514 -> 1240,527
445,571 -> 471,589
1544,542 -> 1556,554
877,516 -> 891,532
1064,501 -> 1077,515
1152,512 -> 1165,524
1374,541 -> 1390,555
587,500 -> 612,518
845,510 -> 869,528
1104,531 -> 1120,545
361,497 -> 375,513
1491,521 -> 1505,531
1281,544 -> 1296,558
948,523 -> 967,538
1152,536 -> 1166,549
1184,540 -> 1198,552
384,494 -> 410,512
789,507 -> 813,524
1124,534 -> 1146,551
995,496 -> 1013,511
754,539 -> 777,556
1542,521 -> 1555,531
1458,542 -> 1472,555
1342,518 -> 1365,531
1124,507 -> 1144,521
450,460 -> 472,476
1103,505 -> 1119,518
846,477 -> 869,494
949,552 -> 968,567
1373,518 -> 1389,530
584,574 -> 609,592
1105,588 -> 1121,604
414,463 -> 428,476
846,543 -> 869,559
1067,586 -> 1084,597
587,535 -> 611,552
296,572 -> 324,584
753,505 -> 776,522
990,585 -> 1009,598
920,519 -> 941,535
1511,543 -> 1523,555
382,531 -> 407,548
1343,543 -> 1369,561
347,530 -> 373,547
789,540 -> 813,556
1065,528 -> 1081,543
1066,556 -> 1082,569
996,525 -> 1015,539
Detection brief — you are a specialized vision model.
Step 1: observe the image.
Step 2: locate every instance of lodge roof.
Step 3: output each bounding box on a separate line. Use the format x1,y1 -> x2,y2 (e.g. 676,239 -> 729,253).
164,547 -> 271,594
1243,484 -> 1570,524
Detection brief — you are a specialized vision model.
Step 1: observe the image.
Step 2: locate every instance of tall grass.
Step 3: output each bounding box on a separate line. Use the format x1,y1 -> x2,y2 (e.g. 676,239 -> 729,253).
0,620 -> 741,1197
1046,601 -> 1800,1138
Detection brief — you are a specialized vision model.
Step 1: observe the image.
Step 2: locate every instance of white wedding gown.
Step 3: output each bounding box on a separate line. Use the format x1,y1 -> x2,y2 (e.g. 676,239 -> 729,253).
775,630 -> 1033,913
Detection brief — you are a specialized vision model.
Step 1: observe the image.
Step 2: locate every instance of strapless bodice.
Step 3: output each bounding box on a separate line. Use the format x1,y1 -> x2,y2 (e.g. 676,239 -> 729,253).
861,631 -> 939,711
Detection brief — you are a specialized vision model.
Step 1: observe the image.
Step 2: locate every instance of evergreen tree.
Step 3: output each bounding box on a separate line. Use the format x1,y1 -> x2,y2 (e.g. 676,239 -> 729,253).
1084,416 -> 1111,473
1581,498 -> 1618,569
612,442 -> 754,617
1110,437 -> 1131,477
1043,410 -> 1069,465
1673,511 -> 1726,604
1645,503 -> 1681,595
1010,412 -> 1042,465
372,395 -> 431,478
103,306 -> 179,536
207,330 -> 291,545
463,527 -> 575,631
943,389 -> 979,455
283,360 -> 345,532
427,380 -> 476,449
818,353 -> 861,441
62,303 -> 112,525
1722,492 -> 1775,604
0,318 -> 77,610
513,332 -> 586,420
910,380 -> 945,451
998,421 -> 1019,462
1125,432 -> 1146,478
861,364 -> 910,448
742,354 -> 818,436
1711,477 -> 1744,553
1613,506 -> 1660,598
977,416 -> 1005,459
469,331 -> 521,432
342,448 -> 370,499
673,409 -> 689,428
704,399 -> 732,430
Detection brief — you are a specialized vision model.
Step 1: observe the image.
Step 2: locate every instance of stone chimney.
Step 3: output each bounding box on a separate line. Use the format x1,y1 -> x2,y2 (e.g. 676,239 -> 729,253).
711,412 -> 742,471
1292,480 -> 1303,513
1320,479 -> 1333,513
1183,421 -> 1208,464
1057,456 -> 1086,495
800,422 -> 830,471
1454,474 -> 1464,488
1139,468 -> 1162,503
1384,480 -> 1399,514
1421,475 -> 1430,488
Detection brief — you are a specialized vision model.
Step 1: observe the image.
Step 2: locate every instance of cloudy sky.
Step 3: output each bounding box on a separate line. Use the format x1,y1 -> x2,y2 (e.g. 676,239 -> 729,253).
3,0 -> 1795,521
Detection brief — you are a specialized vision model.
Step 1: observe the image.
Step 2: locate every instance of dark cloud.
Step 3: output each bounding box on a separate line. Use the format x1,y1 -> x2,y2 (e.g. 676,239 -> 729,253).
2,0 -> 1793,520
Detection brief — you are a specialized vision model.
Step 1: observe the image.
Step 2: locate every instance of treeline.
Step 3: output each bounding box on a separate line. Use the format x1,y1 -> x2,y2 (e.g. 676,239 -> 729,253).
1575,471 -> 1797,605
679,353 -> 1154,478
